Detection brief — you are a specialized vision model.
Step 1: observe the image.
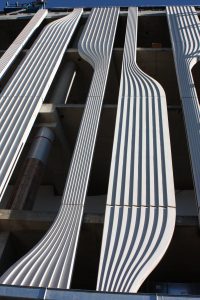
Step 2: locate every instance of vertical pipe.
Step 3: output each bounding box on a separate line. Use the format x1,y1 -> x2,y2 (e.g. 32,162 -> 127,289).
50,61 -> 76,104
6,127 -> 55,210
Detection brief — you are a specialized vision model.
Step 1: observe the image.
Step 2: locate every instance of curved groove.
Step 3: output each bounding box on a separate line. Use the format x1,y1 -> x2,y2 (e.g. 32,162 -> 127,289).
0,9 -> 83,201
97,7 -> 176,293
167,6 -> 200,213
0,9 -> 48,80
0,7 -> 119,289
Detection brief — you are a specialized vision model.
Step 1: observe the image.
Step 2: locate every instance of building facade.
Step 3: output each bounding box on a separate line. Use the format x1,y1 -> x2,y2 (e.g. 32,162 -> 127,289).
0,3 -> 200,299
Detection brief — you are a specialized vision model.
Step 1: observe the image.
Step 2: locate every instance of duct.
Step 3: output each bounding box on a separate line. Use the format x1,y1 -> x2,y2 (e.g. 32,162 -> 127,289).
0,9 -> 83,202
0,7 -> 119,289
0,9 -> 48,80
167,6 -> 200,221
6,127 -> 55,210
50,61 -> 77,104
97,7 -> 176,293
27,127 -> 55,164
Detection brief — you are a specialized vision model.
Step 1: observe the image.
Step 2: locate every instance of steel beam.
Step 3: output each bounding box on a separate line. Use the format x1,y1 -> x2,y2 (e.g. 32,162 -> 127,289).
97,7 -> 176,293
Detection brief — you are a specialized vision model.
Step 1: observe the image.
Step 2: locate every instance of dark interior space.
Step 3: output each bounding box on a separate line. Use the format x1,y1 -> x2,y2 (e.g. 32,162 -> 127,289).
0,230 -> 46,277
113,15 -> 127,48
140,225 -> 200,295
0,51 -> 26,92
137,15 -> 171,48
0,19 -> 29,50
168,110 -> 194,190
0,15 -> 70,50
86,106 -> 117,196
71,223 -> 103,290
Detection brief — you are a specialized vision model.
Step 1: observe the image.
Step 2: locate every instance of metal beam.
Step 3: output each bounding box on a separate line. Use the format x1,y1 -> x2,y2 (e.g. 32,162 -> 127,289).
0,285 -> 199,300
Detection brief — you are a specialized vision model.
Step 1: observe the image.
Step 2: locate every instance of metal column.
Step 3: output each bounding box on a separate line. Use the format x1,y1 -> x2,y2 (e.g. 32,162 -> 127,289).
50,61 -> 77,104
6,127 -> 54,210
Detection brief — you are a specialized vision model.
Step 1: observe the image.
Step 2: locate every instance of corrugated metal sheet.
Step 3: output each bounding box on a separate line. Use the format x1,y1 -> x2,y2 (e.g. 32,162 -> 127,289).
0,9 -> 48,80
97,7 -> 176,293
167,6 -> 200,218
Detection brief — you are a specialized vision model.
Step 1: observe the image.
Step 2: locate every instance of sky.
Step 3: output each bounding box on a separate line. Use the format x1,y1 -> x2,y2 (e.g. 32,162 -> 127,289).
0,0 -> 200,11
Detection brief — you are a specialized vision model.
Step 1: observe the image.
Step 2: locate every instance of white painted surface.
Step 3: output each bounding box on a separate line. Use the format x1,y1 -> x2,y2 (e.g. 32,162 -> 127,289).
97,7 -> 176,293
0,8 -> 119,289
0,9 -> 83,202
167,6 -> 200,215
0,9 -> 48,80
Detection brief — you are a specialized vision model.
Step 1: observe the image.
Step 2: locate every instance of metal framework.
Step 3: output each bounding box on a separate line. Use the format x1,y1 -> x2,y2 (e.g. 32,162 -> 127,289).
0,9 -> 48,80
167,6 -> 200,219
97,7 -> 176,293
0,7 -> 119,289
0,9 -> 83,201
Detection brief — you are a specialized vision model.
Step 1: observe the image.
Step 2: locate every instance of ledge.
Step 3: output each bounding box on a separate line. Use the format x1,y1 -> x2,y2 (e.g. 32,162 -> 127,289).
0,285 -> 199,300
0,209 -> 197,231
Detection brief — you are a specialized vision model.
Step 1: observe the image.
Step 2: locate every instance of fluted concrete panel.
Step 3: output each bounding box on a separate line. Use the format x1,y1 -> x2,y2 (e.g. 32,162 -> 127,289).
167,6 -> 200,214
0,8 -> 119,289
98,206 -> 175,293
97,7 -> 176,293
0,204 -> 83,288
62,7 -> 119,206
0,9 -> 48,80
0,9 -> 83,201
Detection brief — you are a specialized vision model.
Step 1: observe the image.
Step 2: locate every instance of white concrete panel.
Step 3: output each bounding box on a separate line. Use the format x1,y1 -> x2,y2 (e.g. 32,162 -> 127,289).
167,6 -> 200,216
97,7 -> 176,293
0,7 -> 119,289
0,9 -> 83,201
0,9 -> 48,80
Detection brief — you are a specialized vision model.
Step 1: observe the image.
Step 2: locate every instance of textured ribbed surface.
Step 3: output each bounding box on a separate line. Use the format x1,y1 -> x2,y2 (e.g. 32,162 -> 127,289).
0,9 -> 48,80
167,6 -> 200,212
63,7 -> 119,206
0,7 -> 119,289
0,9 -> 83,201
97,7 -> 176,293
